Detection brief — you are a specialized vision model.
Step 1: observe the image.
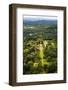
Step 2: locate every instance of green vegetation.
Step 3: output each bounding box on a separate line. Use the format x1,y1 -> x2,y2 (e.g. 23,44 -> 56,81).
23,20 -> 57,74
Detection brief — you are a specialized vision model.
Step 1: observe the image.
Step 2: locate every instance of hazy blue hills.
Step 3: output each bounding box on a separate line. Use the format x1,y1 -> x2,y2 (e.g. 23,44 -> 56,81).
24,19 -> 57,25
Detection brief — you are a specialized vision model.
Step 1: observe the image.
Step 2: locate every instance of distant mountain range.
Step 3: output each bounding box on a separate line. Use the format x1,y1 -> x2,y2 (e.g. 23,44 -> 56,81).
24,19 -> 57,25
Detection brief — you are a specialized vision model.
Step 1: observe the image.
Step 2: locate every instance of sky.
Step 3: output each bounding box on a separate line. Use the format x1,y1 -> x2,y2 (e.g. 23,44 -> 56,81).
23,15 -> 57,21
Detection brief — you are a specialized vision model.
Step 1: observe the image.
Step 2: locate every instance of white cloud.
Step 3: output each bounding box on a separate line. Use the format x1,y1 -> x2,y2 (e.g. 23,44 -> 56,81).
23,15 -> 57,21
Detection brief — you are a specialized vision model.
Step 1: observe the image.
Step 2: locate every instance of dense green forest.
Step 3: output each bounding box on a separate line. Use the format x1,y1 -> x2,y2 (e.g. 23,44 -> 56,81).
23,19 -> 57,74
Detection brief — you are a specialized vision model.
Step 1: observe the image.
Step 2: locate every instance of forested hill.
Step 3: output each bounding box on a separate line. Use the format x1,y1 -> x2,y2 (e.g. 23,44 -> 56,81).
24,19 -> 57,25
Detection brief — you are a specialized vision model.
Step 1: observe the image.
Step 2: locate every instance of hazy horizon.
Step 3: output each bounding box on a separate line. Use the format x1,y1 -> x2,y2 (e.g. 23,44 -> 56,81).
23,15 -> 57,22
